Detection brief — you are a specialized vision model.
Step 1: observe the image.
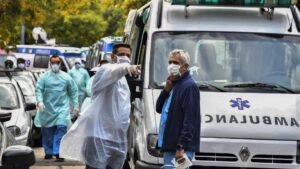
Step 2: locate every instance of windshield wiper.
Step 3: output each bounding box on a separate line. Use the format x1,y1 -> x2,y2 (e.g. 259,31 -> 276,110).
199,83 -> 226,92
224,83 -> 295,93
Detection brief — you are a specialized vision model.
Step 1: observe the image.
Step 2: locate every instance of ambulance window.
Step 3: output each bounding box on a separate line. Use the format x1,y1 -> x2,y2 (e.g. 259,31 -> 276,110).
34,55 -> 49,68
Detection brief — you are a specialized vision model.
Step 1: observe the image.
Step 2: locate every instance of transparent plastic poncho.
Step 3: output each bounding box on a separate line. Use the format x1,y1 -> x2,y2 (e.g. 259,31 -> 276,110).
60,63 -> 131,168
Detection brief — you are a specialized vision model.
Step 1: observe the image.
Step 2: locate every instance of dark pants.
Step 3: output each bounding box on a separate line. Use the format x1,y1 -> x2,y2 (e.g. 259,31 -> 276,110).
41,125 -> 67,155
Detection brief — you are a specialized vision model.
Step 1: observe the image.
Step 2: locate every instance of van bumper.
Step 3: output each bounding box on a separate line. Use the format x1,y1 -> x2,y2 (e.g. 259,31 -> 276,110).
136,160 -> 162,169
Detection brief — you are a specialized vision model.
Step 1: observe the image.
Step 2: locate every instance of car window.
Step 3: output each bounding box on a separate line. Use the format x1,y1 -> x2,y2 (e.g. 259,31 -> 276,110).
0,83 -> 20,110
33,54 -> 49,68
0,55 -> 17,68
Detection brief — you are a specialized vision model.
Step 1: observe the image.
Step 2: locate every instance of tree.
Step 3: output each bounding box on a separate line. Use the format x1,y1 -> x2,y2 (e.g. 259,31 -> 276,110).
0,0 -> 150,47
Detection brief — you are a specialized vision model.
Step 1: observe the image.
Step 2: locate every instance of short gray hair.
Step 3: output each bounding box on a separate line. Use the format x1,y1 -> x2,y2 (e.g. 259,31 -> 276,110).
168,49 -> 190,65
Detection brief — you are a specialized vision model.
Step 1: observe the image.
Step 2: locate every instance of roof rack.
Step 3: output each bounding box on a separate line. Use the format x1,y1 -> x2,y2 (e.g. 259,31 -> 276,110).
171,0 -> 298,8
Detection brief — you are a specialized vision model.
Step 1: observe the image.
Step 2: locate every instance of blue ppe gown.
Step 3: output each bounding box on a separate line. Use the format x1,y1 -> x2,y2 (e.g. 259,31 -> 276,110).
80,75 -> 94,113
69,67 -> 90,107
34,70 -> 78,156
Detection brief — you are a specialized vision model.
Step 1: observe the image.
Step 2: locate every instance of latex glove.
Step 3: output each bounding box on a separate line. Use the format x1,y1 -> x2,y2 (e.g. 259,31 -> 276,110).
38,102 -> 45,112
126,65 -> 141,77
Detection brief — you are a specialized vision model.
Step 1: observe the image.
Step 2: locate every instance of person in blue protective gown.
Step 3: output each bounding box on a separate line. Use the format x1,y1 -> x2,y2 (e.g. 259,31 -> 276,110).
60,44 -> 140,169
81,60 -> 108,113
35,54 -> 79,162
68,58 -> 90,120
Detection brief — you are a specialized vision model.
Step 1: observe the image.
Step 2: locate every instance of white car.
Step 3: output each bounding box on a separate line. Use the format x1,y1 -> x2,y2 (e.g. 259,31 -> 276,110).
0,112 -> 36,169
0,72 -> 36,146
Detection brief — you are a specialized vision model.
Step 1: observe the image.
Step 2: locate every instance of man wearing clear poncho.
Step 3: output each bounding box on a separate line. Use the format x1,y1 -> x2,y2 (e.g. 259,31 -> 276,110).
60,44 -> 140,169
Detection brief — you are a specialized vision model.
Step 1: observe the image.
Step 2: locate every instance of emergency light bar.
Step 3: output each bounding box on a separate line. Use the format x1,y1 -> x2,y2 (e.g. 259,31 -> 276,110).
171,0 -> 298,7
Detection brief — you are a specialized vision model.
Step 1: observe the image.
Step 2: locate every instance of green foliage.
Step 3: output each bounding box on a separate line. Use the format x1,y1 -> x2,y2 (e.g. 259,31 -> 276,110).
0,0 -> 150,47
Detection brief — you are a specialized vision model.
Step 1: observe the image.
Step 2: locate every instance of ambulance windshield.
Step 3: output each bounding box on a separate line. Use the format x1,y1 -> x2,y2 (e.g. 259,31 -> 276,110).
152,32 -> 300,92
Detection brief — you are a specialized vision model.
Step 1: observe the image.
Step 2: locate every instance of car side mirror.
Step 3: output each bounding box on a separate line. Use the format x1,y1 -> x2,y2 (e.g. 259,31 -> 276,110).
0,113 -> 11,123
2,145 -> 36,168
25,103 -> 36,111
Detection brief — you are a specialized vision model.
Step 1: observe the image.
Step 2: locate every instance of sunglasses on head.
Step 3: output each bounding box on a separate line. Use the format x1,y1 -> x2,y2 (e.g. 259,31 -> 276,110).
117,53 -> 131,58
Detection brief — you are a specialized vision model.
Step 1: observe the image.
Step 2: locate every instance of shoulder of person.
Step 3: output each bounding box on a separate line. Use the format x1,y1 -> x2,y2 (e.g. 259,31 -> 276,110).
80,68 -> 89,73
181,78 -> 198,90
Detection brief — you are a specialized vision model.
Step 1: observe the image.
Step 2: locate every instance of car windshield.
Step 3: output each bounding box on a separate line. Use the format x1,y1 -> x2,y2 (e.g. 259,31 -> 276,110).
13,76 -> 35,96
0,83 -> 19,109
152,32 -> 300,92
0,55 -> 17,68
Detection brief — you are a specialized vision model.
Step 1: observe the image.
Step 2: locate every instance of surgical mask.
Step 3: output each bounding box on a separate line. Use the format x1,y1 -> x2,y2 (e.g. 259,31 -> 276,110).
168,63 -> 181,76
75,64 -> 81,69
51,64 -> 60,73
117,55 -> 131,64
17,63 -> 25,69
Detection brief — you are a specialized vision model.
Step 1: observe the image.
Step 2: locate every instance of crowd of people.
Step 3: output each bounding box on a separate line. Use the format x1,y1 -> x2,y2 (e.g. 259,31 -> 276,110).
7,43 -> 201,169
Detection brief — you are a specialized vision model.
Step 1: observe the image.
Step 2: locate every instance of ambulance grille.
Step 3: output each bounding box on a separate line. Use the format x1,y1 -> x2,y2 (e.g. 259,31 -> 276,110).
251,155 -> 293,164
195,152 -> 238,162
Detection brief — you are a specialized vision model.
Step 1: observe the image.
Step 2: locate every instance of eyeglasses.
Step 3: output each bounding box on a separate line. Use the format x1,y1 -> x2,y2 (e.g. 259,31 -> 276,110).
116,53 -> 131,58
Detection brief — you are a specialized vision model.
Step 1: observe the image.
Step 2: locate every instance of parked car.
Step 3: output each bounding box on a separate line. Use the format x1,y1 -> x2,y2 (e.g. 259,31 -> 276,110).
8,70 -> 39,147
0,71 -> 36,146
0,112 -> 36,169
30,68 -> 46,81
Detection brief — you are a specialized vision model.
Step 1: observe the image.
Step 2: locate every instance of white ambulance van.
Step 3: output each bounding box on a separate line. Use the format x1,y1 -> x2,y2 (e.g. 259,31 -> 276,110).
125,0 -> 300,168
15,45 -> 82,72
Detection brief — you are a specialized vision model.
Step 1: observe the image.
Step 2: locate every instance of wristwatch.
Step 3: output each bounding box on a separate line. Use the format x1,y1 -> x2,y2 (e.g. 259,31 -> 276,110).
176,144 -> 184,150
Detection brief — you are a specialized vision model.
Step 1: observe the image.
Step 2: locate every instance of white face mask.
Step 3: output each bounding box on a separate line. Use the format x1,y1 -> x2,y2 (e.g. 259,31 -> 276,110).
51,64 -> 60,73
117,55 -> 131,64
168,63 -> 181,76
17,63 -> 25,69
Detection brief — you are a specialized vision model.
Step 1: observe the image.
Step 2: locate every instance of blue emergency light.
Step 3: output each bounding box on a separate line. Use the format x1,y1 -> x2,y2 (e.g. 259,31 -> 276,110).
171,0 -> 298,7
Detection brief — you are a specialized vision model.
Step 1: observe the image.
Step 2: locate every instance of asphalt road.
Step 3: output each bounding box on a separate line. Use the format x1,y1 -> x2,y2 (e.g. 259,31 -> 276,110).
31,147 -> 85,169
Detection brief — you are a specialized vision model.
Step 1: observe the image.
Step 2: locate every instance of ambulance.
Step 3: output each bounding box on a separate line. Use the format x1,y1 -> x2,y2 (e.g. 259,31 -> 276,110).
125,0 -> 300,168
16,45 -> 82,72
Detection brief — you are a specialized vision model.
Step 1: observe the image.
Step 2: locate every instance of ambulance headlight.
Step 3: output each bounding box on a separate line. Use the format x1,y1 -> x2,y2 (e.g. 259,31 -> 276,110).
147,134 -> 163,157
297,140 -> 300,164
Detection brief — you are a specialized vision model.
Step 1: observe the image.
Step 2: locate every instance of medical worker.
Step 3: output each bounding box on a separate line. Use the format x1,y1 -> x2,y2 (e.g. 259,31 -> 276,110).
69,58 -> 90,119
4,58 -> 14,69
35,54 -> 79,162
60,44 -> 140,169
81,60 -> 108,113
16,58 -> 26,70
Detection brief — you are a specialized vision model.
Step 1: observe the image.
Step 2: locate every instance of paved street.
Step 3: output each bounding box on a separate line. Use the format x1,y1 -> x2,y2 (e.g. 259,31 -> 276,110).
31,147 -> 85,169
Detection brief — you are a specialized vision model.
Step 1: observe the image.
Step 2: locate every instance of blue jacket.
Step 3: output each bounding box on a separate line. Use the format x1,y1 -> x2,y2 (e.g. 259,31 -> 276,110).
156,72 -> 200,152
